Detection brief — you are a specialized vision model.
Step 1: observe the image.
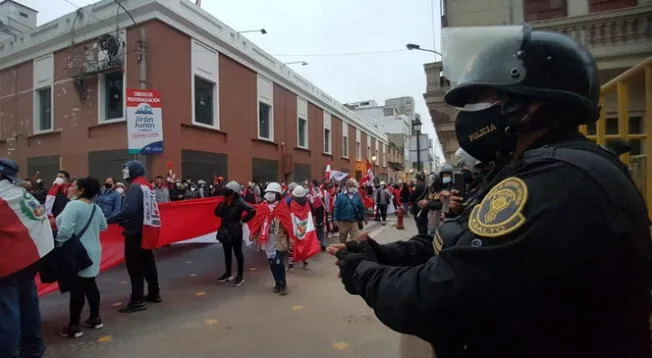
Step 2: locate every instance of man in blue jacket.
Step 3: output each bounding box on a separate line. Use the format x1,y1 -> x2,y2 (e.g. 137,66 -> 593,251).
96,177 -> 122,219
332,179 -> 366,243
107,161 -> 161,313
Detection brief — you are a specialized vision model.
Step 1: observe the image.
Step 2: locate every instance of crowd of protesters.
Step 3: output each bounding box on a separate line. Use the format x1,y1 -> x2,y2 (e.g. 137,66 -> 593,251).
7,158 -> 431,355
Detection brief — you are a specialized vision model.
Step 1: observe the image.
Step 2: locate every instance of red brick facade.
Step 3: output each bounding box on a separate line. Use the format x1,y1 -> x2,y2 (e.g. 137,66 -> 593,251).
588,0 -> 637,13
523,0 -> 568,22
0,20 -> 386,184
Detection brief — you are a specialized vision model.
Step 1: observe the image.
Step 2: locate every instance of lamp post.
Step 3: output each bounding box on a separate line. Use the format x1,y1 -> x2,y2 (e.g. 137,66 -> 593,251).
283,61 -> 308,66
412,119 -> 422,172
405,43 -> 442,55
238,28 -> 267,35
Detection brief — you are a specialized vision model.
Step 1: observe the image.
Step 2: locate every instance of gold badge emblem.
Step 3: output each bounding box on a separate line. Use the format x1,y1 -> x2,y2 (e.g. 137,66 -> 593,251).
433,231 -> 443,254
468,177 -> 528,238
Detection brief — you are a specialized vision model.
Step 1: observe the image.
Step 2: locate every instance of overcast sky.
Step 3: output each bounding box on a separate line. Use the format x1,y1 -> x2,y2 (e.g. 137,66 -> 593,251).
24,0 -> 444,159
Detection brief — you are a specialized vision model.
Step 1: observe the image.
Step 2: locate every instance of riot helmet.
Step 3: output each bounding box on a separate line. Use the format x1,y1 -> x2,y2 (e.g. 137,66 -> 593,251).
442,24 -> 599,122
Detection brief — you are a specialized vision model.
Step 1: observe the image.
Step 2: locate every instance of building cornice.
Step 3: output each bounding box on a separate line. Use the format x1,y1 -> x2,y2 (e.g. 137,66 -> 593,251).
0,0 -> 387,144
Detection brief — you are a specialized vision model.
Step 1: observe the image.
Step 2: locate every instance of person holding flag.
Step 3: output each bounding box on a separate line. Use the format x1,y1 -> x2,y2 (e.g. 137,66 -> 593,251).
107,161 -> 162,313
286,185 -> 312,272
0,158 -> 54,358
249,182 -> 291,295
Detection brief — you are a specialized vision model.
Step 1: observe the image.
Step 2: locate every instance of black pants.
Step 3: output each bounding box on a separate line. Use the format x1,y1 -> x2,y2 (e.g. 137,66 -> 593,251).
68,276 -> 100,326
222,235 -> 244,277
124,235 -> 160,304
378,204 -> 388,222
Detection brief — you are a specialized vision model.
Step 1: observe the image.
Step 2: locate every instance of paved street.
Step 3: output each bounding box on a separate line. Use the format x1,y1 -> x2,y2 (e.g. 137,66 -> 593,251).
40,217 -> 418,358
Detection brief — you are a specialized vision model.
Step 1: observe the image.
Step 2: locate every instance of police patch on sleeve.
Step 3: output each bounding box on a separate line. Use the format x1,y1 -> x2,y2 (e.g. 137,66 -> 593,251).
468,177 -> 528,238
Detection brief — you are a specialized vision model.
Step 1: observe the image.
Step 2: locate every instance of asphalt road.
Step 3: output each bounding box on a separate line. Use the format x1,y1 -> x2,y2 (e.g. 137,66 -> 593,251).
40,218 -> 417,358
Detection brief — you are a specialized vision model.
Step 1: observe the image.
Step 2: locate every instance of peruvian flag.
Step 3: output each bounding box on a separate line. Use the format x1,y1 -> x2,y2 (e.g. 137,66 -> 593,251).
0,179 -> 54,277
243,201 -> 292,244
44,183 -> 70,216
359,160 -> 374,186
131,177 -> 162,250
288,200 -> 321,261
325,162 -> 349,183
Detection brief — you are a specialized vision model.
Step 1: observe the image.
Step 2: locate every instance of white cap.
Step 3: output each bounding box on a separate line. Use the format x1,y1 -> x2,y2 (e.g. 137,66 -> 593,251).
288,182 -> 298,192
225,181 -> 240,192
292,185 -> 306,198
380,181 -> 386,186
265,182 -> 283,194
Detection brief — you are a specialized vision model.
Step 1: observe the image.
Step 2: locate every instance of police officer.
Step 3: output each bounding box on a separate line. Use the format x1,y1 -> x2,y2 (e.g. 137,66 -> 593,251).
328,24 -> 651,358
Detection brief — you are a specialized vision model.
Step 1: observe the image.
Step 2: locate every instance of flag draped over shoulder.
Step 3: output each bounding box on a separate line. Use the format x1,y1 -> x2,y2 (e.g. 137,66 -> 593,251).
132,177 -> 162,250
244,200 -> 319,261
0,180 -> 54,277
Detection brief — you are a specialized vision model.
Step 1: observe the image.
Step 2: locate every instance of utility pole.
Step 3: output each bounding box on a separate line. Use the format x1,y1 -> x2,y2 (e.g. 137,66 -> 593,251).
136,25 -> 151,173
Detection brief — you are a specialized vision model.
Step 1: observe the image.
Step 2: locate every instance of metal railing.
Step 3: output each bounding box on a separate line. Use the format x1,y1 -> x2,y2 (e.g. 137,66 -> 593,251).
579,56 -> 652,210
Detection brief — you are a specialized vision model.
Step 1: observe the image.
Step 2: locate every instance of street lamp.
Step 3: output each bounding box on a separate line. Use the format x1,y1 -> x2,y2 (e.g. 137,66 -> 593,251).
284,61 -> 308,66
412,118 -> 423,172
238,28 -> 267,35
405,43 -> 442,55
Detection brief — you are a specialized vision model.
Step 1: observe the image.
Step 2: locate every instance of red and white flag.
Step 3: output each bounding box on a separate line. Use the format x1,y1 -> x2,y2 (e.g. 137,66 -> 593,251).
132,177 -> 162,250
0,179 -> 54,277
44,183 -> 70,216
288,200 -> 321,261
325,163 -> 349,183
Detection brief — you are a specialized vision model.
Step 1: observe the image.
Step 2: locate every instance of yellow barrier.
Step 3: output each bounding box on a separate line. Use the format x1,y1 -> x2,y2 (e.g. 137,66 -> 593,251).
580,57 -> 652,211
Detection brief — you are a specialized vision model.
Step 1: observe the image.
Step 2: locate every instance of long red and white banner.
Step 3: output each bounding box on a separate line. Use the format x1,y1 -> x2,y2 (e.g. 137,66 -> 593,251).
37,197 -> 225,295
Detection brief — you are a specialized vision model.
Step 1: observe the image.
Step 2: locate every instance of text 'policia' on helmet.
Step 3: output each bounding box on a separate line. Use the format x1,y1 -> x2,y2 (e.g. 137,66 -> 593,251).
441,24 -> 600,124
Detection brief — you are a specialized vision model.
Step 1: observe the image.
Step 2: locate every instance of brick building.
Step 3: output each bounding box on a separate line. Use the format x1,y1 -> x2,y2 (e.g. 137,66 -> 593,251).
0,0 -> 389,184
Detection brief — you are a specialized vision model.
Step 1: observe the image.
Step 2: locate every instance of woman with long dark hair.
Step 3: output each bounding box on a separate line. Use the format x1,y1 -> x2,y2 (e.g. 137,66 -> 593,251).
55,177 -> 107,338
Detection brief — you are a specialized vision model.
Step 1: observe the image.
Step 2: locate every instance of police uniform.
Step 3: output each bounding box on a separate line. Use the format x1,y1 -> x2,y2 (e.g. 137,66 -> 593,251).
334,24 -> 652,358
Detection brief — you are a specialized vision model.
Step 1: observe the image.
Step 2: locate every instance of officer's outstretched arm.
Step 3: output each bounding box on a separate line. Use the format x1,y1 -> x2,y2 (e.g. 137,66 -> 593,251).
369,235 -> 434,267
350,256 -> 456,343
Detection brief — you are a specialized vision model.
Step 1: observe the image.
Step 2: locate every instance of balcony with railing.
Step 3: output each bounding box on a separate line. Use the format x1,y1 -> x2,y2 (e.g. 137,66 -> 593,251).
531,4 -> 652,69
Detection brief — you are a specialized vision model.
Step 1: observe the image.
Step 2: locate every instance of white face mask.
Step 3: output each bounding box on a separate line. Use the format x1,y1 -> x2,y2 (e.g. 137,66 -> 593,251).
347,187 -> 356,194
116,187 -> 125,194
53,177 -> 64,185
264,192 -> 277,203
122,168 -> 130,180
442,177 -> 452,185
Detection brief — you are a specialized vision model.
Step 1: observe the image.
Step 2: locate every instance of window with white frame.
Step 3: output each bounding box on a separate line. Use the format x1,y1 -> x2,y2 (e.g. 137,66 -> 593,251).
257,75 -> 274,140
342,124 -> 349,158
33,54 -> 53,133
191,40 -> 219,127
297,97 -> 308,148
356,128 -> 362,160
323,111 -> 332,154
99,71 -> 124,121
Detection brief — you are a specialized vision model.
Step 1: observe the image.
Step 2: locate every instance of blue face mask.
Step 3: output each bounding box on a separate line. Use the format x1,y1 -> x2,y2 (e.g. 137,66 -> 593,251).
442,177 -> 452,185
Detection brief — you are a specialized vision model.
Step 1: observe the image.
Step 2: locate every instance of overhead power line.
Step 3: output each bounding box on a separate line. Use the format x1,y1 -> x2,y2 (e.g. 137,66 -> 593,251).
271,49 -> 409,57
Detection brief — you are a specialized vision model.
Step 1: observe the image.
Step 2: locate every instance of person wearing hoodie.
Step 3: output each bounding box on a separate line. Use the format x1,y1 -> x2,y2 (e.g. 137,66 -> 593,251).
107,161 -> 161,313
213,181 -> 256,286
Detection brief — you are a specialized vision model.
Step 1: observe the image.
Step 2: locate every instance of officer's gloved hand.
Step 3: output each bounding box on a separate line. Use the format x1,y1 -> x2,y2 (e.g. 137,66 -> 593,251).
335,247 -> 377,295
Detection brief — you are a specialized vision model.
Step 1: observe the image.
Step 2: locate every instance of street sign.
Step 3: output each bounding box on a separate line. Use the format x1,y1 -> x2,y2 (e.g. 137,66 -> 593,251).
126,89 -> 164,155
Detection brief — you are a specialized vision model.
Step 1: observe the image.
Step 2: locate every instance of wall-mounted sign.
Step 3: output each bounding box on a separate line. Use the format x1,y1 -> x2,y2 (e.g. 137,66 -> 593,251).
126,89 -> 163,155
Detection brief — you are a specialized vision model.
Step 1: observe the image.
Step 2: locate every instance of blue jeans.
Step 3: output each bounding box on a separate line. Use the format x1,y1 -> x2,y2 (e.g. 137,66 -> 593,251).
0,267 -> 45,358
268,251 -> 286,283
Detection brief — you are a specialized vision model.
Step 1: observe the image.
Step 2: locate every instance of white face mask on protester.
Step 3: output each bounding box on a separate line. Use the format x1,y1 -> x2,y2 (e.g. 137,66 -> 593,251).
53,177 -> 64,185
116,187 -> 125,195
264,192 -> 277,203
347,187 -> 356,194
122,168 -> 130,180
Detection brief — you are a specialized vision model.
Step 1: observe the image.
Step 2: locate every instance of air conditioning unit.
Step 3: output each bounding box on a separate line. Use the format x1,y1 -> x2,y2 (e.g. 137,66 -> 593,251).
83,33 -> 125,75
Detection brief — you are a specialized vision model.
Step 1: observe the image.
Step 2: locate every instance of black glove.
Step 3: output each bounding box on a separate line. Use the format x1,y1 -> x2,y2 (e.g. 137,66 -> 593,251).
335,248 -> 376,295
345,238 -> 389,265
